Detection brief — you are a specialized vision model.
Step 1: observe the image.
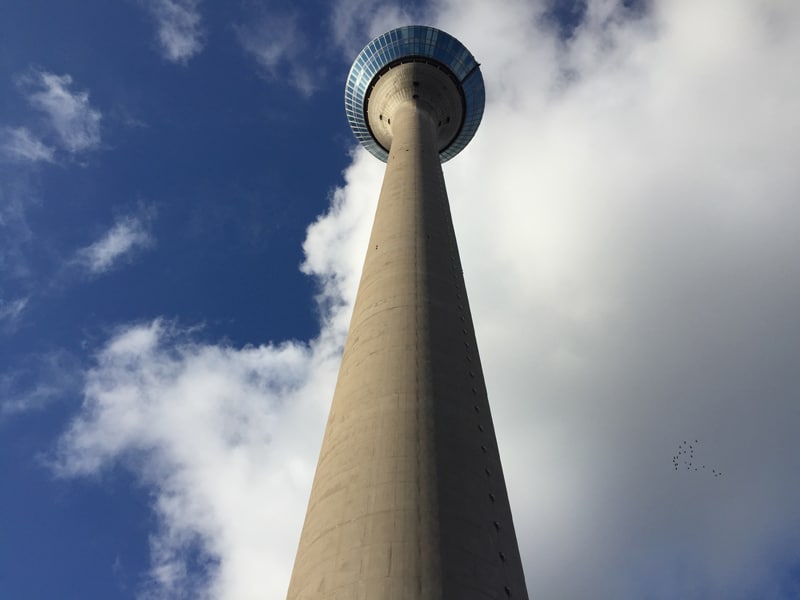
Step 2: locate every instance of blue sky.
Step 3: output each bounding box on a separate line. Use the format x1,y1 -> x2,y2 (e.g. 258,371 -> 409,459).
2,1 -> 800,599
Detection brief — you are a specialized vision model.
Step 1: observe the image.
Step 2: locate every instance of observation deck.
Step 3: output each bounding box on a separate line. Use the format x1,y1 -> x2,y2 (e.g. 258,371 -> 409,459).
344,25 -> 485,163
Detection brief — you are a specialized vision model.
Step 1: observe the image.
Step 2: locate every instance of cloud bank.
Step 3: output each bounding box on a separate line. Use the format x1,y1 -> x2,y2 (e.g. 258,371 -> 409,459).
54,320 -> 341,600
57,1 -> 800,599
55,153 -> 380,599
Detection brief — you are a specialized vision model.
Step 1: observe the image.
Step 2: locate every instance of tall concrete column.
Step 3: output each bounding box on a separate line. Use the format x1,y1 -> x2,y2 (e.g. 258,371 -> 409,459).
286,26 -> 528,600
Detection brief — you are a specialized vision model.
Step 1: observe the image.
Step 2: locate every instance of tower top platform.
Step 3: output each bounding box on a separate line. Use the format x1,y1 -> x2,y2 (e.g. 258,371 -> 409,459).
345,25 -> 485,163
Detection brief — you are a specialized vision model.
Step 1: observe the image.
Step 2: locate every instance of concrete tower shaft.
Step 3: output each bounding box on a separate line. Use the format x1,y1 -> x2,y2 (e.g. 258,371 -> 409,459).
287,26 -> 528,600
287,97 -> 527,600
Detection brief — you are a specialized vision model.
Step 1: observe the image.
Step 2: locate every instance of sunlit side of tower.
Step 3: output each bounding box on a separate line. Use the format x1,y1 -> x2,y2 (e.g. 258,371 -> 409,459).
287,26 -> 528,599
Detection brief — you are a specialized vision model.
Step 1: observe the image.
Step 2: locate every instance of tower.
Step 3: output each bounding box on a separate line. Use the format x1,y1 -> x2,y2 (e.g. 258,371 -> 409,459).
287,26 -> 528,599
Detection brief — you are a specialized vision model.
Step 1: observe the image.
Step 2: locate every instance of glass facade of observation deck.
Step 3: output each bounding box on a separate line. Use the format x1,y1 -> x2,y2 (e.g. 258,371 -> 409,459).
345,25 -> 485,163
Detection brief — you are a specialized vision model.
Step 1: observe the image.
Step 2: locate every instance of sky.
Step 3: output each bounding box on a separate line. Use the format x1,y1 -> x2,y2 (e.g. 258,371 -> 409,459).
1,0 -> 800,598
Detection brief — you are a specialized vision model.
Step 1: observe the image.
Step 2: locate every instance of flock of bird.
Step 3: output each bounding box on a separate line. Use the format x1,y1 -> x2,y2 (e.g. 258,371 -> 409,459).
672,440 -> 723,477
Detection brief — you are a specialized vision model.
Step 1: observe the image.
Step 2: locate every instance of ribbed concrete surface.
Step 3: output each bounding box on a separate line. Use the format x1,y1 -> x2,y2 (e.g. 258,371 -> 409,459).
286,101 -> 528,600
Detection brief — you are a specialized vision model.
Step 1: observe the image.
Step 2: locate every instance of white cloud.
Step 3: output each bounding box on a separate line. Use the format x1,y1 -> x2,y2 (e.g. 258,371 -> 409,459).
144,0 -> 205,64
431,0 -> 800,597
53,153 -> 379,599
75,215 -> 154,274
55,319 -> 341,600
0,72 -> 99,279
25,71 -> 102,153
234,13 -> 317,97
300,149 -> 383,327
56,1 -> 800,599
0,126 -> 55,162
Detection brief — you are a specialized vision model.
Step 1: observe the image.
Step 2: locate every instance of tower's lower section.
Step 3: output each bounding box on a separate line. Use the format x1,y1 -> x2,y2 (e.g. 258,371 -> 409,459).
286,101 -> 528,599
